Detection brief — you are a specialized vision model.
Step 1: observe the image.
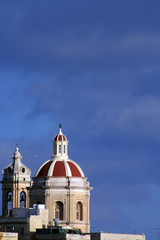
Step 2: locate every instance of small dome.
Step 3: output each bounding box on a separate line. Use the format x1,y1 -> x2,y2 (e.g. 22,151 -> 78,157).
54,134 -> 67,142
35,159 -> 84,178
53,127 -> 67,142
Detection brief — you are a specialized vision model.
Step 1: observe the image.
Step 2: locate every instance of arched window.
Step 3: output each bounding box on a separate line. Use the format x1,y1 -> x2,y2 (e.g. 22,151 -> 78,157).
76,202 -> 83,221
20,191 -> 26,208
7,192 -> 13,210
55,201 -> 63,220
59,145 -> 61,154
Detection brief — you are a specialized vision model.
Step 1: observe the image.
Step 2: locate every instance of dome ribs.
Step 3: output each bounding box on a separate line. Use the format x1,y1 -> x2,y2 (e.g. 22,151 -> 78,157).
36,160 -> 83,178
37,160 -> 52,177
34,128 -> 85,179
54,135 -> 66,142
67,161 -> 81,177
52,161 -> 66,177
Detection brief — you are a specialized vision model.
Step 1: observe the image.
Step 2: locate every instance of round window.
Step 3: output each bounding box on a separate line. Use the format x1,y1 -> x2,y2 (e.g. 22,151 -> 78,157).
22,168 -> 25,173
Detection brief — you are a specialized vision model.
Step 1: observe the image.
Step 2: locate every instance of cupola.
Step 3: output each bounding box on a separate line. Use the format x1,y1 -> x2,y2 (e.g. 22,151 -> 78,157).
52,124 -> 68,158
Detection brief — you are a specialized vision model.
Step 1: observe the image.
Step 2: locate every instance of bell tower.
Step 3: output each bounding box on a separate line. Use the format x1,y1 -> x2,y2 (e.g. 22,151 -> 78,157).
1,146 -> 31,216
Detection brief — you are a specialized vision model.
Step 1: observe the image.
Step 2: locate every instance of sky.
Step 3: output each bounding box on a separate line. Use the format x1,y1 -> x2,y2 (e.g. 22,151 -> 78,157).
0,1 -> 160,239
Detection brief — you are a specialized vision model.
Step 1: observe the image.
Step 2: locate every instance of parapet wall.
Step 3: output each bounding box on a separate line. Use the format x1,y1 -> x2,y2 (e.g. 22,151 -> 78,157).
91,233 -> 145,240
0,232 -> 18,240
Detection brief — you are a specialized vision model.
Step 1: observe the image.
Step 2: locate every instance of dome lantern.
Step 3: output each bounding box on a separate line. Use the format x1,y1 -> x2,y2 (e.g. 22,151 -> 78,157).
52,124 -> 68,158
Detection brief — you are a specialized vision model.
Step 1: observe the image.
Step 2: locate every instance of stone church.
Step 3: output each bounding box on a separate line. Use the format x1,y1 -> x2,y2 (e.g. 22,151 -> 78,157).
0,126 -> 146,240
0,126 -> 92,236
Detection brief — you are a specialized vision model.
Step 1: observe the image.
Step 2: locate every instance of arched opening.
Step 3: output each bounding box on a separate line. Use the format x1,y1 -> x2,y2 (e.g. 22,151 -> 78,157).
55,201 -> 63,220
20,191 -> 26,208
59,145 -> 61,154
76,202 -> 83,221
7,192 -> 13,210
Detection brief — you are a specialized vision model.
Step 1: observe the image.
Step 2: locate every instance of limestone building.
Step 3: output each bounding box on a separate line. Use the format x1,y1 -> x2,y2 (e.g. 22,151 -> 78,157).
0,126 -> 92,235
0,205 -> 49,239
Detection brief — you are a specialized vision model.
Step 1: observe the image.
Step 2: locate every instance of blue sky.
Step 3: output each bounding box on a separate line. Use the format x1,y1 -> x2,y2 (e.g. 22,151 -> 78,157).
1,1 -> 160,239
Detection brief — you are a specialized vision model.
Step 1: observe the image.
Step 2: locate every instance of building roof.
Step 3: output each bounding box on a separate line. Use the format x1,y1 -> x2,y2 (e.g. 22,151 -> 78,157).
35,126 -> 85,178
53,127 -> 67,142
2,147 -> 31,178
35,159 -> 84,178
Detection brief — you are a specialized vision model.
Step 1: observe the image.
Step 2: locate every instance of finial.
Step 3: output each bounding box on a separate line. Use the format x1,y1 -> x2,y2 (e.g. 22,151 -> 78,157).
59,123 -> 62,134
16,144 -> 19,152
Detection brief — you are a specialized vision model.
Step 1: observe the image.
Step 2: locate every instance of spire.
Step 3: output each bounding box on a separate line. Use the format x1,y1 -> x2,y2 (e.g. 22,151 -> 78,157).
16,144 -> 19,153
59,123 -> 62,134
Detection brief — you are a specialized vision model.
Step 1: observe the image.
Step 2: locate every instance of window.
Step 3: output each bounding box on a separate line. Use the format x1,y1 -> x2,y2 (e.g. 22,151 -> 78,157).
55,201 -> 63,220
55,147 -> 57,155
59,145 -> 61,154
53,143 -> 57,155
76,202 -> 83,221
64,145 -> 65,153
55,210 -> 59,219
20,191 -> 26,208
7,192 -> 13,210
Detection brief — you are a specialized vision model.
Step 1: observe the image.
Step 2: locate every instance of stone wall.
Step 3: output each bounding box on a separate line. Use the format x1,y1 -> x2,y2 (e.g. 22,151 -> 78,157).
91,233 -> 145,240
0,232 -> 18,240
30,209 -> 49,232
66,233 -> 90,240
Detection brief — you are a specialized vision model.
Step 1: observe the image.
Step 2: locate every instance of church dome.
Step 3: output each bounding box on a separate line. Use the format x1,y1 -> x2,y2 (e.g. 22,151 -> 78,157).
35,159 -> 84,178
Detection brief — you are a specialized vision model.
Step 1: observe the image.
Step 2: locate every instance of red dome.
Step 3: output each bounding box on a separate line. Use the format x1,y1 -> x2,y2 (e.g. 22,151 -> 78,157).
54,135 -> 67,141
53,128 -> 67,142
35,159 -> 84,178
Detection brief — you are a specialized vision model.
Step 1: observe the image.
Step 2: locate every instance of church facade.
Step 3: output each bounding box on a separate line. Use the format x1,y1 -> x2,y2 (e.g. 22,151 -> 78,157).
0,126 -> 92,234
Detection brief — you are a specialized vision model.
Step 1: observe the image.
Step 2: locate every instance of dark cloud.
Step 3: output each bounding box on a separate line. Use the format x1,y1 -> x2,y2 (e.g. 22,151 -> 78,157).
0,1 -> 160,72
